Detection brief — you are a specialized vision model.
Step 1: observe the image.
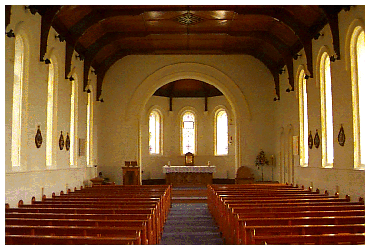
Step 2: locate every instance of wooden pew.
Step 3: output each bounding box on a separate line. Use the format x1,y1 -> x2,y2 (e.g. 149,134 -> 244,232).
207,184 -> 365,245
6,184 -> 172,245
7,206 -> 157,244
243,224 -> 365,244
6,235 -> 140,245
5,218 -> 148,244
232,213 -> 365,244
251,233 -> 365,245
6,225 -> 143,243
226,208 -> 365,239
18,203 -> 161,242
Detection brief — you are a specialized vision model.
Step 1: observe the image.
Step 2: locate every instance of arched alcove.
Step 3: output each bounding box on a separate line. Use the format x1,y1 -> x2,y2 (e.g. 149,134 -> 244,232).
130,62 -> 250,178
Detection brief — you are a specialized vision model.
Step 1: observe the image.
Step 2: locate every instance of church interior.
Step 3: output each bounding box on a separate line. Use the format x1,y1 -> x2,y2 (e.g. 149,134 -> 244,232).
5,5 -> 366,245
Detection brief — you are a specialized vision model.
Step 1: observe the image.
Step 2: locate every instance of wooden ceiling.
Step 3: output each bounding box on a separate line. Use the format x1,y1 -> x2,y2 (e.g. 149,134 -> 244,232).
8,5 -> 349,100
153,79 -> 223,98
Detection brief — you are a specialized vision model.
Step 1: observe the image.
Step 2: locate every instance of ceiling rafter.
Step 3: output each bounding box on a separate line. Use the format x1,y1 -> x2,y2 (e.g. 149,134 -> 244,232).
29,5 -> 344,101
319,6 -> 347,60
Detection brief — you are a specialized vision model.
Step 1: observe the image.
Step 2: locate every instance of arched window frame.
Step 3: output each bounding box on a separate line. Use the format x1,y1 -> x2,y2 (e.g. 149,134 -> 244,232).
180,110 -> 197,155
214,108 -> 228,156
349,25 -> 365,170
149,109 -> 163,155
69,74 -> 78,167
86,88 -> 94,167
319,51 -> 334,168
11,33 -> 28,172
46,57 -> 58,169
298,67 -> 309,167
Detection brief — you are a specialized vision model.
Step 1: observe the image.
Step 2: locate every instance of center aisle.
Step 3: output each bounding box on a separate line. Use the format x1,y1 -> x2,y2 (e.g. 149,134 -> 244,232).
160,203 -> 224,245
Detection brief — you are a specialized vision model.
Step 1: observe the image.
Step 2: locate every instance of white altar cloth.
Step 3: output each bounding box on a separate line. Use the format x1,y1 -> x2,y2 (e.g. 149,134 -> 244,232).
163,165 -> 216,174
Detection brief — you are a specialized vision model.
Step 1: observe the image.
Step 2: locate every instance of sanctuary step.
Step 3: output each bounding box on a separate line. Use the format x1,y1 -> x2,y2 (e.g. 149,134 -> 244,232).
160,203 -> 224,245
171,187 -> 207,203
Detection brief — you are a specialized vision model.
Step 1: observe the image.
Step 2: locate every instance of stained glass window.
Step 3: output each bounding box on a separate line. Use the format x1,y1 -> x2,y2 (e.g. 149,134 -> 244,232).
215,109 -> 228,155
182,111 -> 195,155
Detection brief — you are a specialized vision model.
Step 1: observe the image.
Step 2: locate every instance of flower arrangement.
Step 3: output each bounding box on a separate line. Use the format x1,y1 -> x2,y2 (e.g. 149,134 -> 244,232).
255,150 -> 269,166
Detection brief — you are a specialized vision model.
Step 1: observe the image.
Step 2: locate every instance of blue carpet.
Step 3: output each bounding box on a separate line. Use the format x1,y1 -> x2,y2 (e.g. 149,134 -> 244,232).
160,203 -> 224,245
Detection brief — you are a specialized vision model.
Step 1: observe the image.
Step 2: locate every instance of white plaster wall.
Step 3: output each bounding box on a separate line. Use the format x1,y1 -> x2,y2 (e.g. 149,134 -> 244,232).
5,6 -> 98,207
140,95 -> 235,180
97,55 -> 276,184
273,6 -> 365,201
5,6 -> 365,205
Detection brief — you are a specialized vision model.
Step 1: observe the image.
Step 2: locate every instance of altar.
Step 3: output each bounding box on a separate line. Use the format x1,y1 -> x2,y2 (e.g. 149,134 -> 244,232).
163,165 -> 216,187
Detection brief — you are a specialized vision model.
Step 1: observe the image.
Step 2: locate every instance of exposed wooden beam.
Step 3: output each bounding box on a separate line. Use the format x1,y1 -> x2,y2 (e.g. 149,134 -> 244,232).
5,5 -> 11,28
320,6 -> 343,60
65,41 -> 74,79
39,6 -> 61,62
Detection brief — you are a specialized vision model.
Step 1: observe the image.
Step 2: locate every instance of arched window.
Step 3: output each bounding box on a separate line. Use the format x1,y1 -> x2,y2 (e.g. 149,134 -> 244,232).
46,59 -> 55,168
181,111 -> 196,155
215,109 -> 228,155
351,27 -> 366,169
69,75 -> 78,166
298,69 -> 309,166
11,35 -> 25,171
86,90 -> 93,166
320,52 -> 334,167
149,110 -> 162,154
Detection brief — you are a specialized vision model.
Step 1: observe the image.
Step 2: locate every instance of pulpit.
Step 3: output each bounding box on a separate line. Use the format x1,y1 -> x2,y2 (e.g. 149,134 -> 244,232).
122,167 -> 140,185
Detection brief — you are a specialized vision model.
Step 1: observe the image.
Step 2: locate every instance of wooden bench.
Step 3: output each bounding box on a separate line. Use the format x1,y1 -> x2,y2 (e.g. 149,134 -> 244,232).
6,185 -> 172,245
207,184 -> 365,245
6,217 -> 150,244
7,206 -> 158,244
233,215 -> 365,245
243,224 -> 365,244
20,202 -> 163,239
230,212 -> 365,244
5,234 -> 140,245
251,233 -> 365,245
6,225 -> 143,243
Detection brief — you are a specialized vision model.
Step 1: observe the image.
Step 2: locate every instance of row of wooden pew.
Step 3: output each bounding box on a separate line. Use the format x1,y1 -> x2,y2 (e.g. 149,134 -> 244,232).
207,183 -> 365,245
5,184 -> 172,245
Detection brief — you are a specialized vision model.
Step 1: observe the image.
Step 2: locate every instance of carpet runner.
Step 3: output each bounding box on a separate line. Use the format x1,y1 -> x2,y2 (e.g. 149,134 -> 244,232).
160,203 -> 224,245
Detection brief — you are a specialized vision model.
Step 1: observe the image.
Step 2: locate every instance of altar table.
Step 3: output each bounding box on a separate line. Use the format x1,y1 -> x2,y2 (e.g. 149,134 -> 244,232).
163,166 -> 216,187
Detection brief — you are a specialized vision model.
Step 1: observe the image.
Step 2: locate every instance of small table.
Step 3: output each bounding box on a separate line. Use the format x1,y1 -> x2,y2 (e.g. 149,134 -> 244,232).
163,165 -> 216,187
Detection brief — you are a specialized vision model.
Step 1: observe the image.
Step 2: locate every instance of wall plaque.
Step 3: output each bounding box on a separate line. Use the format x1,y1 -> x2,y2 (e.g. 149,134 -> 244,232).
314,130 -> 320,148
59,131 -> 64,150
65,132 -> 70,151
338,124 -> 345,146
308,131 -> 313,149
35,125 -> 43,148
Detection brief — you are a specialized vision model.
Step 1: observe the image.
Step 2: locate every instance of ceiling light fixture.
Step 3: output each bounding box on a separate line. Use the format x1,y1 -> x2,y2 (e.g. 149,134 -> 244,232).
175,12 -> 204,25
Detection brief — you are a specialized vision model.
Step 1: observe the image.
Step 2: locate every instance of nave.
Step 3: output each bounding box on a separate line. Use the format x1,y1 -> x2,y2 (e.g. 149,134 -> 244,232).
5,183 -> 365,245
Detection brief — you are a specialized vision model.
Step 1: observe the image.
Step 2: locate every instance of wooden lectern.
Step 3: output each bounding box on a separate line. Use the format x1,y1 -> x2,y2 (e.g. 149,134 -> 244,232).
122,167 -> 140,185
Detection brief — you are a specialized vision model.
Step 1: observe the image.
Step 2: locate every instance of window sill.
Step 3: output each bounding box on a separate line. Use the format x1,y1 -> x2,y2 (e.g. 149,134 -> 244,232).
323,164 -> 333,169
149,153 -> 163,156
300,164 -> 308,168
354,164 -> 365,171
